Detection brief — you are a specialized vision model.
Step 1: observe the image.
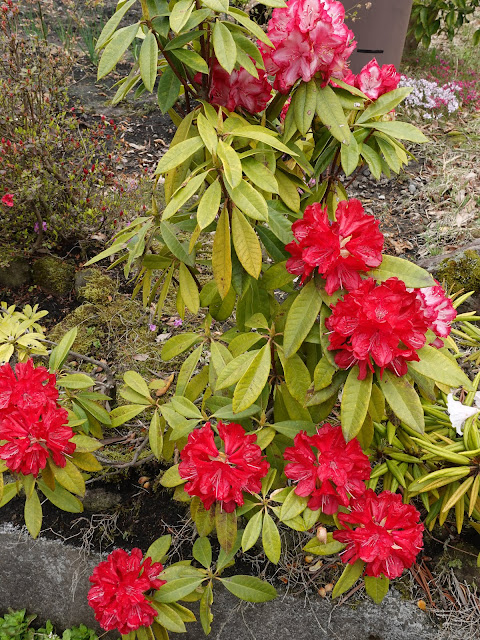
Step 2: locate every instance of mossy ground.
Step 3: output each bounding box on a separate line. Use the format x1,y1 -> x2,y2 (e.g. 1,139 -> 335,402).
436,249 -> 480,294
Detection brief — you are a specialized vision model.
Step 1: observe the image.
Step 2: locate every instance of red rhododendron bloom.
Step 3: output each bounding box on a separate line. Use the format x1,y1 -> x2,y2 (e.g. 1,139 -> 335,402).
0,359 -> 58,413
88,548 -> 165,635
283,424 -> 370,514
0,404 -> 75,476
260,0 -> 356,93
204,59 -> 272,114
415,283 -> 456,348
343,58 -> 400,100
179,421 -> 269,512
1,193 -> 13,207
326,277 -> 430,379
333,490 -> 424,579
285,199 -> 384,293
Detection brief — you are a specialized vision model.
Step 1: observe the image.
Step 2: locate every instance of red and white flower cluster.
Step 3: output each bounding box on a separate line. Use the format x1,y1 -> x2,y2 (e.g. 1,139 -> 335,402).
178,421 -> 269,512
343,58 -> 401,100
88,548 -> 165,635
285,199 -> 456,379
260,0 -> 356,93
284,424 -> 424,579
0,359 -> 75,476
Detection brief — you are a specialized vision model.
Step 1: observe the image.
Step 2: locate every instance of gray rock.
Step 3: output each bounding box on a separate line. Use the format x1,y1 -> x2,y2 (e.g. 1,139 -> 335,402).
0,258 -> 31,289
408,182 -> 417,194
82,488 -> 123,512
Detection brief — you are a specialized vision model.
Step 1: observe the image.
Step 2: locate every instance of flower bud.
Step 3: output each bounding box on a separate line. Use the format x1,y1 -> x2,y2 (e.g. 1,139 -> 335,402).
316,526 -> 328,544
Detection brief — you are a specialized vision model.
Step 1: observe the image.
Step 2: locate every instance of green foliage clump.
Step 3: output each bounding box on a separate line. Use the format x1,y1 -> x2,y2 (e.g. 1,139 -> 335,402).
32,258 -> 75,296
408,0 -> 480,49
436,250 -> 480,293
0,609 -> 98,640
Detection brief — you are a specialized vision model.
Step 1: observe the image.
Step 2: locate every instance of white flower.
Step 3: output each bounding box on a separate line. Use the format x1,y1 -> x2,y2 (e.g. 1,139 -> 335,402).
446,392 -> 480,436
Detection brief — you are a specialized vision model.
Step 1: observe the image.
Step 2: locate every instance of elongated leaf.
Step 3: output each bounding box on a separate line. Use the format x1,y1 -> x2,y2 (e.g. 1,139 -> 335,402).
212,207 -> 232,299
364,575 -> 390,604
280,487 -> 308,521
163,171 -> 208,220
315,83 -> 351,145
232,208 -> 262,279
37,480 -> 83,513
157,67 -> 181,113
197,178 -> 222,229
233,344 -> 271,413
360,143 -> 382,180
176,344 -> 204,396
293,79 -> 317,135
242,510 -> 264,552
227,7 -> 273,47
230,126 -> 295,156
152,603 -> 186,633
216,350 -> 258,390
160,220 -> 195,266
332,559 -> 365,599
193,537 -> 212,568
124,370 -> 151,398
179,263 -> 200,314
171,47 -> 209,73
155,577 -> 205,603
357,88 -> 413,124
369,255 -> 435,288
161,333 -> 202,360
275,170 -> 300,212
409,346 -> 473,389
360,121 -> 429,143
216,504 -> 237,552
197,112 -> 218,155
226,180 -> 268,221
217,139 -> 243,188
96,0 -> 137,50
219,576 -> 277,602
155,136 -> 204,174
49,327 -> 78,371
56,373 -> 94,389
241,157 -> 278,193
52,459 -> 85,496
262,512 -> 281,564
139,31 -> 158,92
376,370 -> 424,433
340,367 -> 373,441
110,404 -> 146,427
303,534 -> 345,556
341,134 -> 359,176
283,281 -> 323,358
283,353 -> 311,405
161,464 -> 185,487
24,489 -> 42,539
98,22 -> 140,80
170,0 -> 195,33
149,410 -> 164,459
213,21 -> 236,73
146,535 -> 172,563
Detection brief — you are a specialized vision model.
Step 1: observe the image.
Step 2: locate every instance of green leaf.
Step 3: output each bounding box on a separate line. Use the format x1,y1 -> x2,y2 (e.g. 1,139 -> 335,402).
216,350 -> 258,390
176,343 -> 204,396
37,480 -> 83,513
242,510 -> 264,552
155,136 -> 204,174
24,489 -> 42,539
303,534 -> 345,556
283,281 -> 323,358
219,576 -> 277,602
262,512 -> 281,564
360,143 -> 382,180
332,559 -> 365,599
161,332 -> 202,360
232,208 -> 262,279
293,80 -> 317,135
0,482 -> 17,507
124,370 -> 152,398
226,180 -> 268,222
110,404 -> 146,428
315,83 -> 351,145
340,367 -> 373,441
376,370 -> 425,433
369,255 -> 435,288
193,537 -> 212,568
56,373 -> 94,389
98,22 -> 140,80
155,577 -> 205,603
70,434 -> 102,453
52,460 -> 85,496
152,603 -> 186,633
357,87 -> 413,124
146,534 -> 172,563
139,31 -> 158,92
96,0 -> 137,50
215,504 -> 237,553
283,353 -> 311,405
409,346 -> 473,389
49,327 -> 78,371
230,126 -> 295,156
212,207 -> 232,299
197,178 -> 222,229
162,171 -> 208,220
76,397 -> 111,425
161,464 -> 185,487
213,21 -> 236,73
280,487 -> 308,521
217,140 -> 242,189
149,410 -> 164,459
227,7 -> 273,47
170,0 -> 195,33
241,157 -> 278,193
364,575 -> 390,604
233,343 -> 271,413
363,120 -> 429,143
157,67 -> 181,113
171,47 -> 209,73
160,220 -> 195,266
199,582 -> 214,635
179,263 -> 200,314
262,261 -> 294,290
314,357 -> 336,390
197,112 -> 218,155
275,170 -> 300,212
340,134 -> 359,177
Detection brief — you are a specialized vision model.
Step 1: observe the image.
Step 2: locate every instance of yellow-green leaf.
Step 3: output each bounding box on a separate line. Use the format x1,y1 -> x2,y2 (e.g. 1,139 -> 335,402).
233,344 -> 271,413
212,21 -> 236,73
340,367 -> 373,441
283,281 -> 323,358
197,178 -> 222,229
212,207 -> 232,299
179,263 -> 200,314
24,489 -> 42,539
232,208 -> 262,279
218,140 -> 243,189
139,31 -> 158,92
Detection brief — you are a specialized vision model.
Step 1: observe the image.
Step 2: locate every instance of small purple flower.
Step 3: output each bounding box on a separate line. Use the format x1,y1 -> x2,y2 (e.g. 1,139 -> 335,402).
173,318 -> 183,327
149,324 -> 157,332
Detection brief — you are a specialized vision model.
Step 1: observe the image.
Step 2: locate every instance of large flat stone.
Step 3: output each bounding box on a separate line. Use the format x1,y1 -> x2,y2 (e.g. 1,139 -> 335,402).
0,525 -> 441,640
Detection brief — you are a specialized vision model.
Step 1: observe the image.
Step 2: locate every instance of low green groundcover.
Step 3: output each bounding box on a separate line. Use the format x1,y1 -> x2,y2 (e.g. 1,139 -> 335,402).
0,609 -> 98,640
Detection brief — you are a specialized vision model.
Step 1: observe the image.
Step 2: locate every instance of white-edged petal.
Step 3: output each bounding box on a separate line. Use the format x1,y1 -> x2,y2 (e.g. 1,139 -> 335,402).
446,393 -> 480,436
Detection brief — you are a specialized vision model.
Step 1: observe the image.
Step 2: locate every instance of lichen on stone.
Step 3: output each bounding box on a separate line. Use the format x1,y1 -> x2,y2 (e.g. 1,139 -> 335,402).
436,249 -> 480,293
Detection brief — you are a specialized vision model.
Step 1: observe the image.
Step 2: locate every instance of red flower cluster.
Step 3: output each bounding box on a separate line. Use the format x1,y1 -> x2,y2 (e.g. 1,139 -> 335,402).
178,421 -> 269,512
333,490 -> 424,579
260,0 -> 355,93
1,193 -> 13,207
88,548 -> 165,635
0,359 -> 75,476
326,277 -> 430,379
283,424 -> 370,514
203,59 -> 272,114
285,199 -> 384,294
343,58 -> 400,100
415,283 -> 456,348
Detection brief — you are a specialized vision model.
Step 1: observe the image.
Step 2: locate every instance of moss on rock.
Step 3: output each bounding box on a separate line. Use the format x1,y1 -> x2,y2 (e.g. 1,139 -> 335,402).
32,256 -> 75,296
75,268 -> 118,303
436,249 -> 480,293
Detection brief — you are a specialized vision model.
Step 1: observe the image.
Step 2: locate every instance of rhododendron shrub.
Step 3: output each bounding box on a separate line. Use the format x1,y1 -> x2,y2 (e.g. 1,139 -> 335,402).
342,59 -> 401,100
